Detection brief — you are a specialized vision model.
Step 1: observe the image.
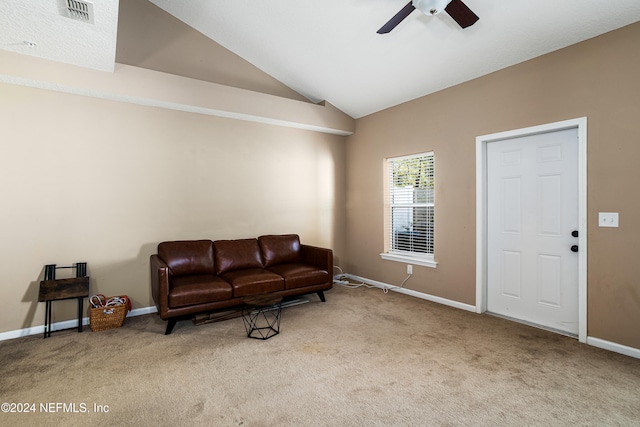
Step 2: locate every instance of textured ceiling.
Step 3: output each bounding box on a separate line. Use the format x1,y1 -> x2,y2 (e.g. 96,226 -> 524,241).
2,1 -> 640,118
0,0 -> 118,71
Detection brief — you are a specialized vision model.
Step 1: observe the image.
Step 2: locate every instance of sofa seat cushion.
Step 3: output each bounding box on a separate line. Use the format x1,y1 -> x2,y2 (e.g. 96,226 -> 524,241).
267,264 -> 329,290
169,274 -> 232,308
220,268 -> 284,298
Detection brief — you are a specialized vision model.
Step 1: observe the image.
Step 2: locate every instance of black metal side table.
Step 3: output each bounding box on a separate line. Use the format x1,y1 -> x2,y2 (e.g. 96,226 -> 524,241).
38,263 -> 90,338
242,294 -> 283,340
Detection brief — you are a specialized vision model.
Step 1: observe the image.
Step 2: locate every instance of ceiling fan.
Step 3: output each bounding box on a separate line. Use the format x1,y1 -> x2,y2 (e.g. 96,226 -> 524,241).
377,0 -> 479,34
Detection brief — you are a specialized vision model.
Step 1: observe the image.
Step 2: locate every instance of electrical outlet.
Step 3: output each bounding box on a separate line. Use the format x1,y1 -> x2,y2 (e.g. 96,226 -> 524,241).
407,264 -> 413,275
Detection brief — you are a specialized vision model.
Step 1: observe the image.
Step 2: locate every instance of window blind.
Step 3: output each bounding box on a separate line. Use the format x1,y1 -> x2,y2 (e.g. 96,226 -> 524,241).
387,152 -> 434,257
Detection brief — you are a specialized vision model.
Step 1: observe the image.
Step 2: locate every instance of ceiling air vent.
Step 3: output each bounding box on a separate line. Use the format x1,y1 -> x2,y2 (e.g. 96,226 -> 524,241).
63,0 -> 95,24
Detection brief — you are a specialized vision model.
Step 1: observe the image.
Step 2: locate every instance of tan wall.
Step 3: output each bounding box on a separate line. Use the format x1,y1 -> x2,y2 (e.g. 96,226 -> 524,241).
345,22 -> 640,349
0,82 -> 346,334
116,0 -> 309,102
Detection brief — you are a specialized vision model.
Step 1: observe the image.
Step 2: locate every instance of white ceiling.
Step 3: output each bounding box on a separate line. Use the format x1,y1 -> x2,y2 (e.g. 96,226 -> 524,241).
2,1 -> 640,119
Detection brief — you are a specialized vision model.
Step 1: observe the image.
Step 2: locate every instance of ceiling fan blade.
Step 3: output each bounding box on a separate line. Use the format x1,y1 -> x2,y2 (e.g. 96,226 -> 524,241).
377,1 -> 416,34
444,0 -> 479,28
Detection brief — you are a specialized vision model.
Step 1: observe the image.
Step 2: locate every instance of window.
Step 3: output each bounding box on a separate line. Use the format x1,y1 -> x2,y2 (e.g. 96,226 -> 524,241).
381,152 -> 436,268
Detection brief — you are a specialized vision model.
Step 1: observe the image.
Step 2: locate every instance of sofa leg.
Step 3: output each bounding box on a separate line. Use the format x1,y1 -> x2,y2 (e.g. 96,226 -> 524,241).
165,319 -> 177,335
317,291 -> 326,302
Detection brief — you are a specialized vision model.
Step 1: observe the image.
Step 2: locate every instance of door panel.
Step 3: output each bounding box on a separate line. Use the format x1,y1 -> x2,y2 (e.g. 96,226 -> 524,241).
487,128 -> 578,335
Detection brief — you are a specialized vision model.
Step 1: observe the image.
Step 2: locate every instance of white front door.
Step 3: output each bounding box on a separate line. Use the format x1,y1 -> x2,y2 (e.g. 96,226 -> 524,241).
486,128 -> 579,335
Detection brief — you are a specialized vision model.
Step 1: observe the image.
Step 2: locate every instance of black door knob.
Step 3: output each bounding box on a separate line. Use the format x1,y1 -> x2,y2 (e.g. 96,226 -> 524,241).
571,245 -> 579,253
572,230 -> 579,237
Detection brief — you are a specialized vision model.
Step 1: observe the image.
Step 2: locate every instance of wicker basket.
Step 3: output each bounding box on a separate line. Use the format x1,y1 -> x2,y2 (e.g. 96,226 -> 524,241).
89,303 -> 127,332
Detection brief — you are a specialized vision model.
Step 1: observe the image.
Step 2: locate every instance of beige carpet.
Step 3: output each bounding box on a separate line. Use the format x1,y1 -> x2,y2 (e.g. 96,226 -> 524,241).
1,284 -> 639,426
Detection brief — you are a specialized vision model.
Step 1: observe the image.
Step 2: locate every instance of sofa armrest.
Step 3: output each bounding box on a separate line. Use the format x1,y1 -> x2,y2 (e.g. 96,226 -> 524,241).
300,244 -> 333,274
150,254 -> 170,318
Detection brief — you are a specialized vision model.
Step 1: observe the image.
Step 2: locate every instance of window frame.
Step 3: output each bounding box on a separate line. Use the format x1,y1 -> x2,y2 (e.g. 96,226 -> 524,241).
380,151 -> 437,269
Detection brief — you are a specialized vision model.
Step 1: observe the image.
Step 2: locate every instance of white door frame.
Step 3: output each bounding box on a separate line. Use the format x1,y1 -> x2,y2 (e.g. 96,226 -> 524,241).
476,117 -> 587,343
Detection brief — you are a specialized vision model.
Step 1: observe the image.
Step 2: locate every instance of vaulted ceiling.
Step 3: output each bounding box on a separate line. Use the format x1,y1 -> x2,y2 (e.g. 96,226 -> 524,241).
2,0 -> 640,118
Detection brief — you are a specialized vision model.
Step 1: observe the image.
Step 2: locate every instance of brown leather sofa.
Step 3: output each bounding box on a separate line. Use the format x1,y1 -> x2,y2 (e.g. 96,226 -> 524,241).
150,234 -> 333,334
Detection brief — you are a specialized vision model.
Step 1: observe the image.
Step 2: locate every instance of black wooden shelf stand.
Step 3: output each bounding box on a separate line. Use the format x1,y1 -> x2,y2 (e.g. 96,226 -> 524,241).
38,263 -> 90,338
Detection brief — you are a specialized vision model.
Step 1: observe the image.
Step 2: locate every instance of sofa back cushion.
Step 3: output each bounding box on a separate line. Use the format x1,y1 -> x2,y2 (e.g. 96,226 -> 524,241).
158,240 -> 214,277
214,238 -> 263,275
258,234 -> 303,267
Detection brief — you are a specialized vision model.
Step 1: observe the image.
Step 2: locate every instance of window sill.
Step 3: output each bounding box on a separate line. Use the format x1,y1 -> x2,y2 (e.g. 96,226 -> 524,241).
379,253 -> 438,269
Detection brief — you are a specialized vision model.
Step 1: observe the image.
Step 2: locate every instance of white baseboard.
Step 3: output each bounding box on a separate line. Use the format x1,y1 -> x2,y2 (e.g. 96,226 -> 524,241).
129,306 -> 159,317
0,305 -> 158,342
345,274 -> 640,360
587,337 -> 640,359
345,274 -> 477,312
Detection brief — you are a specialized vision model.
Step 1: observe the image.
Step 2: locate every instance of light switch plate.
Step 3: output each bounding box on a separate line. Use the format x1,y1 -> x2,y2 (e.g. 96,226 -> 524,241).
598,212 -> 619,228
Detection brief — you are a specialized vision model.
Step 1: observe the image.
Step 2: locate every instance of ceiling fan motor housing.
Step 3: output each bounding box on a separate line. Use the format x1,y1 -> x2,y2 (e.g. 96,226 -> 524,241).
413,0 -> 451,15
